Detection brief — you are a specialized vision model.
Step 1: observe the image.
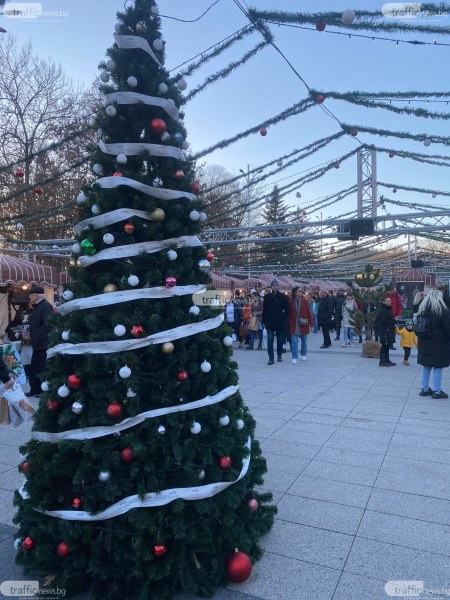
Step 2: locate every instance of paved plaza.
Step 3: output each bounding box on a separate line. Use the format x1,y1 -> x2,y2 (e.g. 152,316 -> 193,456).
1,333 -> 450,600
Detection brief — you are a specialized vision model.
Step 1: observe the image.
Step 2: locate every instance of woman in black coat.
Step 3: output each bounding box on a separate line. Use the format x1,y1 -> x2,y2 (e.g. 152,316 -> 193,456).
374,297 -> 396,366
417,289 -> 450,399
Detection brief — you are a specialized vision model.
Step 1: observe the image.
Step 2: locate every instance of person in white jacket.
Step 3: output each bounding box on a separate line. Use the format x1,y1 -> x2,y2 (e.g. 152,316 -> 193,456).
341,294 -> 357,346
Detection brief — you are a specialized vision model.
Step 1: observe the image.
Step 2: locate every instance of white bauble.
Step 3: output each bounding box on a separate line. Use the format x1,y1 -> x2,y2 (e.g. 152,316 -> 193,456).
160,131 -> 170,142
61,330 -> 70,341
223,336 -> 233,346
167,249 -> 177,261
106,59 -> 116,71
71,402 -> 83,414
181,141 -> 190,151
189,305 -> 200,316
200,360 -> 211,373
198,468 -> 206,480
62,290 -> 74,301
92,164 -> 103,175
14,537 -> 23,551
341,9 -> 356,25
98,470 -> 111,482
72,243 -> 81,254
119,365 -> 131,379
57,385 -> 70,398
127,76 -> 138,88
177,78 -> 187,91
153,177 -> 163,187
424,138 -> 432,147
190,421 -> 201,434
77,192 -> 87,204
106,106 -> 117,117
199,212 -> 207,222
189,210 -> 200,222
126,388 -> 137,398
100,71 -> 110,83
114,324 -> 126,337
91,204 -> 101,215
116,153 -> 127,164
16,222 -> 24,230
158,82 -> 168,94
236,419 -> 245,430
114,23 -> 122,33
152,38 -> 163,51
219,415 -> 230,426
103,233 -> 115,245
157,425 -> 166,435
41,381 -> 50,392
128,275 -> 139,286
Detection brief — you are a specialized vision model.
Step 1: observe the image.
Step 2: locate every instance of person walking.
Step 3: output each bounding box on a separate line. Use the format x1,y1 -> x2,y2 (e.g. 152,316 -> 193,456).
26,286 -> 54,397
317,290 -> 334,348
374,297 -> 397,367
309,295 -> 319,333
233,290 -> 247,348
333,290 -> 346,341
247,290 -> 263,350
395,320 -> 417,366
341,293 -> 357,346
224,295 -> 241,346
416,289 -> 450,399
288,287 -> 314,363
262,279 -> 290,365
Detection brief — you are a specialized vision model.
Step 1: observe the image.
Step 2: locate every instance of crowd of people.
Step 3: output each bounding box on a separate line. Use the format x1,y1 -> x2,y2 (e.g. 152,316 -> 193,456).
224,282 -> 450,400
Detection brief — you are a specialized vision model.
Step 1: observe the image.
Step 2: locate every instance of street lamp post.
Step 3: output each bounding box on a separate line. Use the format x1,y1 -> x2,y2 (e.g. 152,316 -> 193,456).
239,165 -> 263,277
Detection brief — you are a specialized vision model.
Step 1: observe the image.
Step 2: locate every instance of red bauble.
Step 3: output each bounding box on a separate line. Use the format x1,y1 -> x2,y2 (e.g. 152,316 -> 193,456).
388,151 -> 395,158
218,456 -> 232,470
71,497 -> 82,509
22,537 -> 34,551
34,186 -> 43,195
67,374 -> 82,389
165,276 -> 177,287
206,251 -> 214,262
191,182 -> 200,194
46,400 -> 60,411
316,94 -> 325,104
350,129 -> 358,137
113,171 -> 123,177
121,447 -> 134,462
225,551 -> 252,583
21,461 -> 29,473
57,542 -> 69,557
176,370 -> 188,382
131,325 -> 144,338
259,127 -> 267,136
107,402 -> 123,419
175,170 -> 185,179
124,223 -> 135,234
334,162 -> 340,169
316,20 -> 326,31
15,169 -> 25,178
153,545 -> 167,557
392,188 -> 397,193
151,118 -> 167,135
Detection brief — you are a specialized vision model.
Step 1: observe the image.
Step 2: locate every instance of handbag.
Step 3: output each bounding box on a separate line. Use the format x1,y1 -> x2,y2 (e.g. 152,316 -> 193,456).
248,316 -> 258,331
298,317 -> 309,326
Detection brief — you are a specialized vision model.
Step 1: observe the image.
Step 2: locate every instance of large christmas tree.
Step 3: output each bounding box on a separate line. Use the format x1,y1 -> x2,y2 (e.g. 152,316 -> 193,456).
13,2 -> 275,598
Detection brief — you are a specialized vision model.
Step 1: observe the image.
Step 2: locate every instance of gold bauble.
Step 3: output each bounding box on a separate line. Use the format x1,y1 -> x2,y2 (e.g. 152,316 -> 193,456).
162,342 -> 174,354
103,284 -> 118,293
151,208 -> 165,222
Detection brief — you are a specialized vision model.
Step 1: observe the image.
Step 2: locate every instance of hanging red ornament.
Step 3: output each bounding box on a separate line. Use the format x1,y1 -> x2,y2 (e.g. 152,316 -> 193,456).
107,402 -> 123,419
67,374 -> 82,389
392,188 -> 397,193
57,542 -> 69,557
388,151 -> 395,158
271,247 -> 276,252
316,94 -> 325,104
153,545 -> 167,557
46,399 -> 60,411
247,498 -> 259,512
225,550 -> 252,583
21,461 -> 29,474
22,537 -> 35,551
316,20 -> 326,31
176,370 -> 188,382
206,251 -> 214,262
113,171 -> 123,177
191,182 -> 200,194
150,118 -> 167,135
218,456 -> 232,470
350,129 -> 358,137
259,127 -> 267,136
175,170 -> 185,179
165,276 -> 177,287
124,223 -> 135,234
34,186 -> 43,195
121,447 -> 134,462
15,169 -> 25,178
130,325 -> 144,338
71,497 -> 82,509
334,162 -> 340,169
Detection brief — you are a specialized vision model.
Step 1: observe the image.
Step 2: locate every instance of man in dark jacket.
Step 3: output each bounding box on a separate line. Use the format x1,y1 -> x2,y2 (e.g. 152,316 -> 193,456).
317,290 -> 334,348
333,290 -> 346,341
26,286 -> 54,397
262,279 -> 290,365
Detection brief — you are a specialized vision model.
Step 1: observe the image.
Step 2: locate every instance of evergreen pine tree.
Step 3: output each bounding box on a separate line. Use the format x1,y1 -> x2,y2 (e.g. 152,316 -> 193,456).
14,2 -> 275,598
347,264 -> 386,340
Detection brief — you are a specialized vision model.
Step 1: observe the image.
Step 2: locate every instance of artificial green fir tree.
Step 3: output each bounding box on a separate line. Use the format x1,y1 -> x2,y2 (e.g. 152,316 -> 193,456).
14,2 -> 275,598
347,264 -> 386,341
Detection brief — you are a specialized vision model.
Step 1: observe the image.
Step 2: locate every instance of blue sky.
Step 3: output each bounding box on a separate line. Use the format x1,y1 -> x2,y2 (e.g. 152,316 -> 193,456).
2,0 -> 449,234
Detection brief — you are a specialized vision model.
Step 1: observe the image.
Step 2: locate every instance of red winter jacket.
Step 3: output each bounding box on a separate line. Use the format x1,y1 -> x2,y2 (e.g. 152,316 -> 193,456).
386,290 -> 403,318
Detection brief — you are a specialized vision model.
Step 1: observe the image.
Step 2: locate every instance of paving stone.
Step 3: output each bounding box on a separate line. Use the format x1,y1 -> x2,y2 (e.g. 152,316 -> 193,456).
367,488 -> 450,527
325,427 -> 393,452
333,572 -> 398,600
386,442 -> 450,465
314,447 -> 385,470
288,475 -> 372,508
291,412 -> 345,426
260,439 -> 321,459
300,459 -> 379,486
263,452 -> 311,476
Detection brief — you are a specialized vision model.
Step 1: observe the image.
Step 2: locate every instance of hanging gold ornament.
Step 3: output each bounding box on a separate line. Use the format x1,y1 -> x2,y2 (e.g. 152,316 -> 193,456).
162,342 -> 174,354
103,284 -> 118,293
151,208 -> 165,221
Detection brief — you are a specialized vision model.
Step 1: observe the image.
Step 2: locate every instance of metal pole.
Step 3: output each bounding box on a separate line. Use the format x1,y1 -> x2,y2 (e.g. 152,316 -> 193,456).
357,150 -> 363,218
371,149 -> 377,218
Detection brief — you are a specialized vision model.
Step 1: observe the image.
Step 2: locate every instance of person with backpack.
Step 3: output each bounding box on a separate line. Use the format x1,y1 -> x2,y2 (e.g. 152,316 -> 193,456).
374,297 -> 396,366
415,289 -> 450,399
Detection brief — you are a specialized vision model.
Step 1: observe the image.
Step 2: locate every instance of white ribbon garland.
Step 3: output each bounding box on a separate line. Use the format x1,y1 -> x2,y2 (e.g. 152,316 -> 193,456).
31,385 -> 238,443
99,140 -> 184,162
57,285 -> 205,316
92,176 -> 197,202
47,314 -> 224,357
78,235 -> 203,267
75,208 -> 157,235
104,92 -> 179,121
29,437 -> 251,520
114,34 -> 163,68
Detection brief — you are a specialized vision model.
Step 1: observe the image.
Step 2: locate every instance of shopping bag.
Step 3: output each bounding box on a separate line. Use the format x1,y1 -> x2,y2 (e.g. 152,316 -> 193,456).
4,383 -> 35,427
0,397 -> 10,425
